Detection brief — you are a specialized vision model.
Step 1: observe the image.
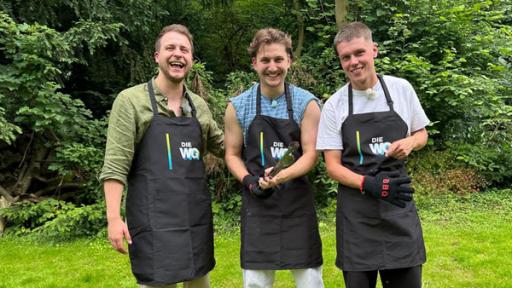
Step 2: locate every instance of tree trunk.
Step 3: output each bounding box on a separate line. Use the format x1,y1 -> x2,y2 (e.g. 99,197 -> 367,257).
335,0 -> 348,30
293,0 -> 304,59
0,196 -> 10,236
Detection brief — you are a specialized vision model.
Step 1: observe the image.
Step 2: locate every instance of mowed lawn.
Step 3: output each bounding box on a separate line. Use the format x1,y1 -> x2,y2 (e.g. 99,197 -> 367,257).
0,190 -> 511,288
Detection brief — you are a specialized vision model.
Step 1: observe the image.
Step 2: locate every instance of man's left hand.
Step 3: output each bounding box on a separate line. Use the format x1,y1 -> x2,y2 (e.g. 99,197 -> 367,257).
260,167 -> 290,189
385,137 -> 416,160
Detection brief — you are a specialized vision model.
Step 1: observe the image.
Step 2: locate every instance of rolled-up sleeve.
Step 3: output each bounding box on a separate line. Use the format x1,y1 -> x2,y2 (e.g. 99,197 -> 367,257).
99,93 -> 137,186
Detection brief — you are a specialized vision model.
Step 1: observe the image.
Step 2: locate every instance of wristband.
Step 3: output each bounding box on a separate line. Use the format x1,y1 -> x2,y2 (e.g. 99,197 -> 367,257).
360,176 -> 365,195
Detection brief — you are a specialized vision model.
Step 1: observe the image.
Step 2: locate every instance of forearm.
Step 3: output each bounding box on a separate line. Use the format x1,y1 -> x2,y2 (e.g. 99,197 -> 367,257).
225,154 -> 250,182
326,162 -> 363,189
104,179 -> 124,222
278,150 -> 318,182
324,150 -> 363,189
411,128 -> 428,151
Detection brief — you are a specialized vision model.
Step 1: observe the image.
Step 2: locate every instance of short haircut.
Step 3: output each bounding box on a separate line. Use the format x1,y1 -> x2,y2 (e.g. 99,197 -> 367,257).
247,28 -> 293,59
333,22 -> 373,46
155,24 -> 194,53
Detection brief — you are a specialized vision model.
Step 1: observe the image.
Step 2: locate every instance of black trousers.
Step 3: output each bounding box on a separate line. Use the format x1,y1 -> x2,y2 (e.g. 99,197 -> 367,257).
343,266 -> 422,288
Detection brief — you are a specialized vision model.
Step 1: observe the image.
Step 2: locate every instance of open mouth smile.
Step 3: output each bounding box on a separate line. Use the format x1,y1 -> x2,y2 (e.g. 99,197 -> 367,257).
170,61 -> 185,69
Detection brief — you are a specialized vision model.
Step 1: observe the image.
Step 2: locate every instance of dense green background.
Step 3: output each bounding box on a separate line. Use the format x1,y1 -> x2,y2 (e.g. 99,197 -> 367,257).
0,0 -> 511,248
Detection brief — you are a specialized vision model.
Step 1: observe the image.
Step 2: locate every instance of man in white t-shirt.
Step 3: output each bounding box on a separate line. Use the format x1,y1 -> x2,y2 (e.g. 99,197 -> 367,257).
316,22 -> 429,288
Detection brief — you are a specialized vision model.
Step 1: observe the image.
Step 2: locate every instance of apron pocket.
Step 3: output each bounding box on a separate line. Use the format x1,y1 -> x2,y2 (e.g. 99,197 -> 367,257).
280,215 -> 322,266
342,215 -> 385,268
129,230 -> 154,283
153,229 -> 194,272
244,215 -> 281,264
383,211 -> 423,264
152,181 -> 188,229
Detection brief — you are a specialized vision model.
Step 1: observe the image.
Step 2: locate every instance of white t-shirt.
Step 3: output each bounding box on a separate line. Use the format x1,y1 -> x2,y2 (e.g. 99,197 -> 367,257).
316,75 -> 430,150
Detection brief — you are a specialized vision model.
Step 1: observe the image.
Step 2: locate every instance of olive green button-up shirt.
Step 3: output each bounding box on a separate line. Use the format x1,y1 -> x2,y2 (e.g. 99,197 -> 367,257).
99,78 -> 224,186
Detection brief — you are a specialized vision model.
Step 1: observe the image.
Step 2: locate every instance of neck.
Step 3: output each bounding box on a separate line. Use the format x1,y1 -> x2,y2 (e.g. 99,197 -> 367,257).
260,83 -> 285,99
351,74 -> 379,90
155,74 -> 184,100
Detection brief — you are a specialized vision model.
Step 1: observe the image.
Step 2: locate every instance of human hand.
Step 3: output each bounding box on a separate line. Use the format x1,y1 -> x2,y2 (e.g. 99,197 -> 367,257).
261,166 -> 289,189
107,217 -> 132,254
243,174 -> 273,199
362,171 -> 414,208
385,137 -> 416,160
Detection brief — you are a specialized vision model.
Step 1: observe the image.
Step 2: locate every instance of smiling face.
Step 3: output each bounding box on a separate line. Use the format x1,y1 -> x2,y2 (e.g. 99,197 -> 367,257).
252,43 -> 291,96
336,36 -> 378,90
154,31 -> 193,84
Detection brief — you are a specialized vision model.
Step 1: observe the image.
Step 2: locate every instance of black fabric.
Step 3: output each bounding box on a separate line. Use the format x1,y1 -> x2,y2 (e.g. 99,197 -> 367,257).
342,266 -> 422,288
242,174 -> 273,199
240,84 -> 322,270
362,171 -> 414,208
337,75 -> 426,271
125,80 -> 214,285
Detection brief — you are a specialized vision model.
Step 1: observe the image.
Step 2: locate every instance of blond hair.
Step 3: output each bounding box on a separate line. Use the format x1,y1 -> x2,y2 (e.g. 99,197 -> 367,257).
155,24 -> 194,53
333,22 -> 373,46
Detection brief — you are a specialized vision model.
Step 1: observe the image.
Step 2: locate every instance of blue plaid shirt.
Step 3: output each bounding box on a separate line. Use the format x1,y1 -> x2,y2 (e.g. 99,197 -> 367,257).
230,83 -> 319,145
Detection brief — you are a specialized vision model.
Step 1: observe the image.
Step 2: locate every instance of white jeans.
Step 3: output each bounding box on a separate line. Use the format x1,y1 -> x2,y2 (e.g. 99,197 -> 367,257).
243,266 -> 324,288
139,274 -> 210,288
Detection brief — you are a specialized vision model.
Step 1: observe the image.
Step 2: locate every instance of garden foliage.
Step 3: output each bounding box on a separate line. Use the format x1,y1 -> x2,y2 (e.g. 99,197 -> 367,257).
0,0 -> 510,238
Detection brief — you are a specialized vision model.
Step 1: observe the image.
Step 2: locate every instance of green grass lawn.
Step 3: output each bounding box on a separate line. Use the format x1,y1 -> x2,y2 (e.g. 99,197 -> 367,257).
1,190 -> 511,288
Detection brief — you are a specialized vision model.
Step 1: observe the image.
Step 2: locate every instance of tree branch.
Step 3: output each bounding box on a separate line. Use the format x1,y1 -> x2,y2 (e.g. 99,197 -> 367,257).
0,185 -> 16,203
33,183 -> 83,198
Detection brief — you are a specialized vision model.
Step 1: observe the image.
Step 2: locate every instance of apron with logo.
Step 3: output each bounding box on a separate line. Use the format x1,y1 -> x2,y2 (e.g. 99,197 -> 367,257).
336,75 -> 426,271
241,84 -> 323,269
126,80 -> 214,285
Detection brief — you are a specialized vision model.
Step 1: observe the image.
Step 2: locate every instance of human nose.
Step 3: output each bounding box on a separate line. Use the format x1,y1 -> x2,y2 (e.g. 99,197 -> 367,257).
267,60 -> 278,70
348,55 -> 359,66
171,48 -> 184,58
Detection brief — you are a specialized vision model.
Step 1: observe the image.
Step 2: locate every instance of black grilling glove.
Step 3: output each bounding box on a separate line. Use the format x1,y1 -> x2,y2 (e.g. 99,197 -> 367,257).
361,171 -> 414,208
242,175 -> 274,199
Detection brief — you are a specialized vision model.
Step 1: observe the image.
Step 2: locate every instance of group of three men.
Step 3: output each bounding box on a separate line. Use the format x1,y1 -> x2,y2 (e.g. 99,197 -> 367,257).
100,22 -> 429,288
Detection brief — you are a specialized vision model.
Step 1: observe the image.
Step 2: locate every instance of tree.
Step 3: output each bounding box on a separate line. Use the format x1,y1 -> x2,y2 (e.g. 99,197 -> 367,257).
335,0 -> 348,29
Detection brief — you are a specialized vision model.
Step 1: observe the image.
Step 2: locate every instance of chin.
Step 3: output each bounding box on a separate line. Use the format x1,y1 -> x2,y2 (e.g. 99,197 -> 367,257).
265,79 -> 284,87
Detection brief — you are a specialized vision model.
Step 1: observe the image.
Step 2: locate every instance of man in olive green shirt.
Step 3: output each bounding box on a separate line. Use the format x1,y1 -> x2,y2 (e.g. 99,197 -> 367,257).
100,80 -> 224,185
100,24 -> 223,288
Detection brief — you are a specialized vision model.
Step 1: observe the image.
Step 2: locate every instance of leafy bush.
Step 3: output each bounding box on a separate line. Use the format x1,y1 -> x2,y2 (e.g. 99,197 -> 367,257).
408,149 -> 488,195
0,199 -> 105,239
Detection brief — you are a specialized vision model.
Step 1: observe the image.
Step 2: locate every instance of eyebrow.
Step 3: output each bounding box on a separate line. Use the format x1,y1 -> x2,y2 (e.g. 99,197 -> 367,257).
260,55 -> 285,60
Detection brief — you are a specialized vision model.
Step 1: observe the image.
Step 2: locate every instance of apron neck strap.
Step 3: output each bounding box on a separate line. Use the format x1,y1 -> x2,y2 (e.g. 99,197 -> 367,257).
348,74 -> 394,115
256,83 -> 294,119
184,90 -> 197,118
147,79 -> 196,117
378,74 -> 394,111
147,79 -> 159,116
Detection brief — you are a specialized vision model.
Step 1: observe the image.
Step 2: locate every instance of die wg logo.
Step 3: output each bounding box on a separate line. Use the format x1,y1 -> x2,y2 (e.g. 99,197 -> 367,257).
369,136 -> 391,156
179,142 -> 200,160
270,141 -> 288,160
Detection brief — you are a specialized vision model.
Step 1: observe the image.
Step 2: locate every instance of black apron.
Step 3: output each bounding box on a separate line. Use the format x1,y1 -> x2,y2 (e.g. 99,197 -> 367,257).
336,75 -> 426,271
126,80 -> 214,285
241,84 -> 323,270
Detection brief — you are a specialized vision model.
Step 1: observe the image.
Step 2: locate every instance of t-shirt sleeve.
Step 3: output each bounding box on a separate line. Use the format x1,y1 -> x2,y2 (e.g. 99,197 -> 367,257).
316,96 -> 344,151
405,81 -> 430,132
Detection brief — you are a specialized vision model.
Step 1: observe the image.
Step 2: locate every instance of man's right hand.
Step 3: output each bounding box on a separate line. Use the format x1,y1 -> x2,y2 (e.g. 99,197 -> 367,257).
242,175 -> 273,199
361,171 -> 414,208
107,217 -> 132,254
